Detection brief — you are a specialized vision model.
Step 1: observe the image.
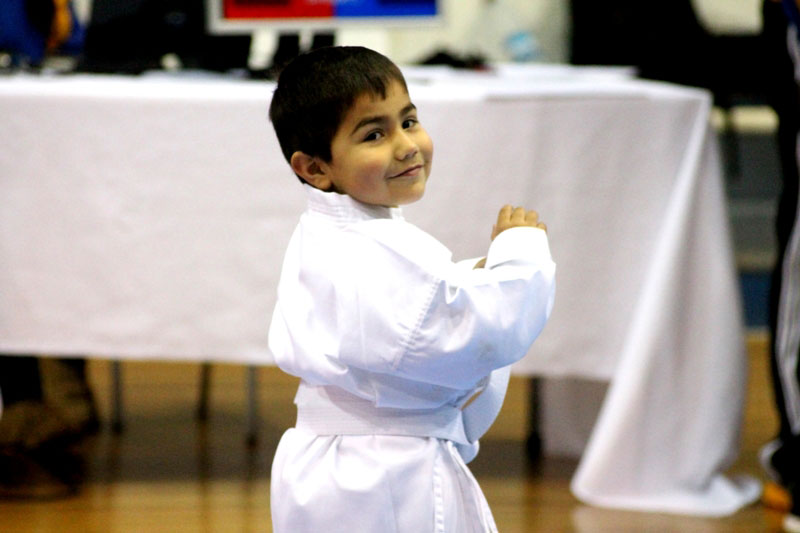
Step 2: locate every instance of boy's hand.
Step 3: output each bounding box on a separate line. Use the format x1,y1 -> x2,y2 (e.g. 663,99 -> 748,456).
491,205 -> 546,241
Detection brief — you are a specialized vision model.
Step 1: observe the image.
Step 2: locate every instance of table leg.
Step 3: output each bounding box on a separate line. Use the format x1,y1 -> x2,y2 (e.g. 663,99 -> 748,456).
111,361 -> 123,433
526,377 -> 542,460
246,366 -> 258,447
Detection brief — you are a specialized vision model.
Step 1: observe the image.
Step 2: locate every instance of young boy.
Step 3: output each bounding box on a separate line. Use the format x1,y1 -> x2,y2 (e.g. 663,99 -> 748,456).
267,46 -> 556,532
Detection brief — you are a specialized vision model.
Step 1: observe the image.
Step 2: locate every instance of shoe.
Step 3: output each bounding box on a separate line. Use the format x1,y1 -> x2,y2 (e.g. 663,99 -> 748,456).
764,481 -> 793,512
0,447 -> 76,500
786,514 -> 800,532
29,440 -> 87,487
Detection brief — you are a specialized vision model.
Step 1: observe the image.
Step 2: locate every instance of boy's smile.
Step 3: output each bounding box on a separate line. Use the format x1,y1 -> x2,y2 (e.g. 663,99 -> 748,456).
318,80 -> 433,207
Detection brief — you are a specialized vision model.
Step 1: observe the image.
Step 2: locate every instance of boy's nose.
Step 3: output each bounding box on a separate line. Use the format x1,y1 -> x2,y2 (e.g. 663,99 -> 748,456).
395,132 -> 418,160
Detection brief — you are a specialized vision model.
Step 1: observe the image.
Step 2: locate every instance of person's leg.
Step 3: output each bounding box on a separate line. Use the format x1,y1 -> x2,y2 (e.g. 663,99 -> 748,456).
771,161 -> 800,528
0,356 -> 42,405
761,5 -> 800,529
0,355 -> 51,448
0,355 -> 74,499
764,84 -> 800,510
39,358 -> 99,436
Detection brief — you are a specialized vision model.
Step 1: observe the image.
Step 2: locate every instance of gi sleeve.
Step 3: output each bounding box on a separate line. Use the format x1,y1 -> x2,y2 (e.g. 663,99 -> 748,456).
335,221 -> 555,391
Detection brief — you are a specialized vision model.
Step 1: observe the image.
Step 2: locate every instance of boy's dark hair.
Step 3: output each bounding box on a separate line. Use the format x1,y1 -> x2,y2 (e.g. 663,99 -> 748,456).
269,46 -> 407,172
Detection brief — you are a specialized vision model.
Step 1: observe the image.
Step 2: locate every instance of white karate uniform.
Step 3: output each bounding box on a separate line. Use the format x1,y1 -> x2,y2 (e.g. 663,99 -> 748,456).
269,186 -> 556,532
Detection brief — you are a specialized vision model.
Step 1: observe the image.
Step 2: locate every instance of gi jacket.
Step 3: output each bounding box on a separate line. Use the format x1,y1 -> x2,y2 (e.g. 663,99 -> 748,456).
269,185 -> 556,532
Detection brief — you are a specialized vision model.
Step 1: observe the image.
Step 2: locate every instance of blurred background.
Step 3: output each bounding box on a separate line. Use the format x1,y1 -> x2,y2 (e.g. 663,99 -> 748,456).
0,1 -> 791,531
4,0 -> 775,303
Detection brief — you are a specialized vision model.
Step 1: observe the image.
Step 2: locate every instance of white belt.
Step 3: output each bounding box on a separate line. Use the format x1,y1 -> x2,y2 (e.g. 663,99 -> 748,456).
293,366 -> 511,464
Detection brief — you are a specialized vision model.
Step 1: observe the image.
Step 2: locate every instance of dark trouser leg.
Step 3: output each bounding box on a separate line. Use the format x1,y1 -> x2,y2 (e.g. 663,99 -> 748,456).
0,357 -> 76,498
0,356 -> 42,406
764,2 -> 800,491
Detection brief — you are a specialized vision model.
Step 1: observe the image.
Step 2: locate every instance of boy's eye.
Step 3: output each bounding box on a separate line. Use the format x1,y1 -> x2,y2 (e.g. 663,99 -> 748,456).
363,130 -> 383,142
402,118 -> 418,129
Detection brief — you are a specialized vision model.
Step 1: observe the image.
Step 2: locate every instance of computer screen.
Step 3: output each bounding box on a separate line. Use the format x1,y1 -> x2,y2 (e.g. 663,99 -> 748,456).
78,0 -> 252,73
207,0 -> 440,34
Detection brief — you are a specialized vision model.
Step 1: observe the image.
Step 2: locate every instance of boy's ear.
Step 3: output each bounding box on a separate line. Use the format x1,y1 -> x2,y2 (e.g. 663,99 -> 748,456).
290,151 -> 333,191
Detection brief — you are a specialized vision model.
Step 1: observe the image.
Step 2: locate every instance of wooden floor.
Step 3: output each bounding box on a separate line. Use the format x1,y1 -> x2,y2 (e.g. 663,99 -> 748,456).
0,333 -> 788,532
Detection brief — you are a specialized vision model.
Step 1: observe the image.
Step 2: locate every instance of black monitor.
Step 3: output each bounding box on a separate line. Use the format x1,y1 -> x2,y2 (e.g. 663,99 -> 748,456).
78,0 -> 251,74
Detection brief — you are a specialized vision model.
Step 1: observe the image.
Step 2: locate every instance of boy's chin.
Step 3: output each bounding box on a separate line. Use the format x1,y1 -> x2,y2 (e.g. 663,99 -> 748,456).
392,184 -> 426,206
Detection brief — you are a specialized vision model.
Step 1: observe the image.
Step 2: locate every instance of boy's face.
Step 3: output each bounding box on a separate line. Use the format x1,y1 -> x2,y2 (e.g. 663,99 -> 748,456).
321,80 -> 433,207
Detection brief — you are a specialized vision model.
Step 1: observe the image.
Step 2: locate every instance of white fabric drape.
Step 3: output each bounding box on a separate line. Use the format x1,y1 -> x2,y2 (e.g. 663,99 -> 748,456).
0,67 -> 757,515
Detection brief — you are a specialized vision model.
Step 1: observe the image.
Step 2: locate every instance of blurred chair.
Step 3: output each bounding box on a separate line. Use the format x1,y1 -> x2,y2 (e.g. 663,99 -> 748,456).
110,362 -> 260,445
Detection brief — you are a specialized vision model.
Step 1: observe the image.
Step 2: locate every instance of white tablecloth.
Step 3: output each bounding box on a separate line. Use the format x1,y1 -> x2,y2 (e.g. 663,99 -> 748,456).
0,66 -> 759,515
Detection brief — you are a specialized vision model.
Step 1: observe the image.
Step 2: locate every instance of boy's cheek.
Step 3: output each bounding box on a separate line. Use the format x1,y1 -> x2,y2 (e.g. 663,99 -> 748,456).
421,135 -> 434,164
